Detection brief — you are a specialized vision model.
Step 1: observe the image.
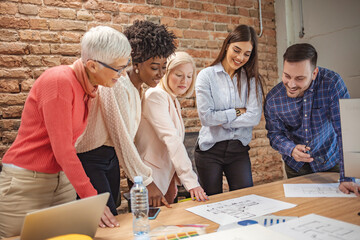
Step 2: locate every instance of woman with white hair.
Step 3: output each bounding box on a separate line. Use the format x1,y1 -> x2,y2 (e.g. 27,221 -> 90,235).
0,26 -> 131,238
135,52 -> 208,204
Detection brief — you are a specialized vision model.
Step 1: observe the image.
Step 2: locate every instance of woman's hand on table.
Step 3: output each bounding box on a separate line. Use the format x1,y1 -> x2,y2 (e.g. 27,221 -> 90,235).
189,186 -> 209,202
99,206 -> 119,228
147,182 -> 171,208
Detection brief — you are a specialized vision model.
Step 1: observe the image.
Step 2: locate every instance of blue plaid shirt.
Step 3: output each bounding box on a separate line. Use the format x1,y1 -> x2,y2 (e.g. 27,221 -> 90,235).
264,67 -> 351,182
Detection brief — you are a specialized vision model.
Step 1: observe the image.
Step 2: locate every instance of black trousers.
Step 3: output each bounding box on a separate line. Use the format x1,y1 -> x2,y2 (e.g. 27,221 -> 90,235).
77,145 -> 120,215
194,140 -> 253,196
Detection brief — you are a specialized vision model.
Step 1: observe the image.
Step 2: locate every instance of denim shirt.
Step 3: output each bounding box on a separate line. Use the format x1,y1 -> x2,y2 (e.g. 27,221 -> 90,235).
195,63 -> 262,151
264,67 -> 351,181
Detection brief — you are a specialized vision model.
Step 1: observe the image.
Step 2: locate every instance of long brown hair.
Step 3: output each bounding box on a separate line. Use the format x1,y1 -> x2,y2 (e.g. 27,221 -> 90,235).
211,25 -> 264,102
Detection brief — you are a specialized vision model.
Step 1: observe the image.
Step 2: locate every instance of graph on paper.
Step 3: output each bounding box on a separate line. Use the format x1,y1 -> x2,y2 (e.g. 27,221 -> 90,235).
186,194 -> 296,225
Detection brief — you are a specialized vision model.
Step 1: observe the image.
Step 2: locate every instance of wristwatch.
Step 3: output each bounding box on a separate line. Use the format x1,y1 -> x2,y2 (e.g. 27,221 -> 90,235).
236,109 -> 242,117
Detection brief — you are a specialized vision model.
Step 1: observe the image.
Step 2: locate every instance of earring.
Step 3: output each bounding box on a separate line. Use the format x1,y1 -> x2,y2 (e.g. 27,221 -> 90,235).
135,69 -> 139,74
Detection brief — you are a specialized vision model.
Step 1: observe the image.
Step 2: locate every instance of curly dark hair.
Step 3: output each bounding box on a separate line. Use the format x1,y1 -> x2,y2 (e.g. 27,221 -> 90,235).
124,20 -> 177,64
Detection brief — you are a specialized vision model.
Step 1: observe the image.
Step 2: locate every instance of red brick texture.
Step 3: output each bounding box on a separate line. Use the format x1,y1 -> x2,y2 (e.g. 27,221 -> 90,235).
0,0 -> 282,190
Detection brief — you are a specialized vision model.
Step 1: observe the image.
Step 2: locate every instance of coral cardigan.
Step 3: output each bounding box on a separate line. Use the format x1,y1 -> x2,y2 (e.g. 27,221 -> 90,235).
135,86 -> 200,195
2,66 -> 97,198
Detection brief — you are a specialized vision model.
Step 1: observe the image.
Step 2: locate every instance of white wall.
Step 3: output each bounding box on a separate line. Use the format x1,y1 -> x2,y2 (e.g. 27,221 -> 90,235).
275,0 -> 360,97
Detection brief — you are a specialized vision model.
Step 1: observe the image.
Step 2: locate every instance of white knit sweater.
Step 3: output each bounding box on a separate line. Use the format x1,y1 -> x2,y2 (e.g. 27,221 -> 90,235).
75,74 -> 153,186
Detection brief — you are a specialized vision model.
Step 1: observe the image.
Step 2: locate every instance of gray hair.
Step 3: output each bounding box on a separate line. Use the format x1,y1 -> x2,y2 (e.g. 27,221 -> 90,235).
81,26 -> 131,64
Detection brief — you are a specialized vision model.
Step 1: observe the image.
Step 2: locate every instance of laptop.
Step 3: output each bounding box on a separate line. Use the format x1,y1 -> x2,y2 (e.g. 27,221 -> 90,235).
339,98 -> 360,178
20,192 -> 109,240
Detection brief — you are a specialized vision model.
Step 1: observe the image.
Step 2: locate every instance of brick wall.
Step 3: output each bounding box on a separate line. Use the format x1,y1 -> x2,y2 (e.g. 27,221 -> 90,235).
0,0 -> 283,190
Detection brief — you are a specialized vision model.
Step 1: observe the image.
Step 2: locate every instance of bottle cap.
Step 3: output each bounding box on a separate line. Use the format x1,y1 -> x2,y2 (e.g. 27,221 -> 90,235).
134,176 -> 143,183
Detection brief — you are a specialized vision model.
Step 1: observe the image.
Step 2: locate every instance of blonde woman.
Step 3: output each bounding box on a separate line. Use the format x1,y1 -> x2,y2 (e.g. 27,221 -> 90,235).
135,52 -> 208,204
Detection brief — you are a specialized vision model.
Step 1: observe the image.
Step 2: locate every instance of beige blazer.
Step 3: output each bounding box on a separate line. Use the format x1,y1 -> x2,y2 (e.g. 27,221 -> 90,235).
135,86 -> 200,195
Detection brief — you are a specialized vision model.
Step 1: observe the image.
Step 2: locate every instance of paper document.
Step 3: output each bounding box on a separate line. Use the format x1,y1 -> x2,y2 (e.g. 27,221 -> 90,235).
270,213 -> 360,240
191,224 -> 294,240
217,214 -> 297,231
283,183 -> 356,197
186,194 -> 296,225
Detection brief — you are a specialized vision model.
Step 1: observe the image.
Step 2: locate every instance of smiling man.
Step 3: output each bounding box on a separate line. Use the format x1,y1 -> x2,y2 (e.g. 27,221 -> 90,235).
264,43 -> 359,196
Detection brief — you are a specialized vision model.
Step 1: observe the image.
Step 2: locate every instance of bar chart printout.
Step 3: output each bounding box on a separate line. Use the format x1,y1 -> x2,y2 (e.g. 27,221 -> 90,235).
186,194 -> 296,225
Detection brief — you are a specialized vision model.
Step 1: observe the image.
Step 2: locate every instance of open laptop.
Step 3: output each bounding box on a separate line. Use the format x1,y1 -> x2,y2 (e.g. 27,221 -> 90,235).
19,192 -> 109,240
339,98 -> 360,178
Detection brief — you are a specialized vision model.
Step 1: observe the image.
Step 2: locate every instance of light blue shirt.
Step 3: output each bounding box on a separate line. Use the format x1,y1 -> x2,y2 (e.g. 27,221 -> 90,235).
195,63 -> 263,151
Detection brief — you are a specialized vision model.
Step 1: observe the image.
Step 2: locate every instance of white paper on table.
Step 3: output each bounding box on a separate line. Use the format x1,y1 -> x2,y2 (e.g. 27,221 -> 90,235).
283,183 -> 357,197
217,214 -> 298,231
191,224 -> 294,240
186,194 -> 296,225
270,213 -> 360,240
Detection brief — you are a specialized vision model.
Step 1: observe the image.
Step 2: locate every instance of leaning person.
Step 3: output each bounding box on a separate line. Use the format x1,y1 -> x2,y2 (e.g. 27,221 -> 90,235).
75,20 -> 177,218
264,43 -> 359,196
0,26 -> 131,238
135,52 -> 208,203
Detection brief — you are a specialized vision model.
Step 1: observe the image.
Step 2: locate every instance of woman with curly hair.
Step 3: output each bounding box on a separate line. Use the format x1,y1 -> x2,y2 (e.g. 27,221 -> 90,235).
75,20 -> 177,226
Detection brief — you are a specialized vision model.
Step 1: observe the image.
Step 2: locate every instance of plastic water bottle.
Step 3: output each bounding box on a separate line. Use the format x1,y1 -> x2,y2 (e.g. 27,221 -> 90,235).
131,176 -> 150,240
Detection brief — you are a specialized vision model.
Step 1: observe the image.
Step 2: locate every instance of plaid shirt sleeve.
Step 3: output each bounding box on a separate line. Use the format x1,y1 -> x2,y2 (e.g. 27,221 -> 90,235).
264,95 -> 297,158
329,73 -> 351,182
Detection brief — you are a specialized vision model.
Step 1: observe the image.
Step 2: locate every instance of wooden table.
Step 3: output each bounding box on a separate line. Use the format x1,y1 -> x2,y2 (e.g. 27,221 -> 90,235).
94,172 -> 360,239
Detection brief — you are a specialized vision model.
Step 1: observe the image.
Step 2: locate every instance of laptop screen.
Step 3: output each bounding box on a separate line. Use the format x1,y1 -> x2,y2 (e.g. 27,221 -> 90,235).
20,193 -> 109,240
339,98 -> 360,178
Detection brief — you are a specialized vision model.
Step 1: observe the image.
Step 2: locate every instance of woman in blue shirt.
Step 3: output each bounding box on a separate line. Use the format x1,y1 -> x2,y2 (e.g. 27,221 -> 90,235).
195,25 -> 264,195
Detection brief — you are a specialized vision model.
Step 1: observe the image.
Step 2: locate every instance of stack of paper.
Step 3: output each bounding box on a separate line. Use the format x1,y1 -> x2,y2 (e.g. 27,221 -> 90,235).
270,214 -> 360,240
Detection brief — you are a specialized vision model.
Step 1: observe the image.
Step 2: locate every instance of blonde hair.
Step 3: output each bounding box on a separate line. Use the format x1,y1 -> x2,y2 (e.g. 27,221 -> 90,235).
159,51 -> 196,98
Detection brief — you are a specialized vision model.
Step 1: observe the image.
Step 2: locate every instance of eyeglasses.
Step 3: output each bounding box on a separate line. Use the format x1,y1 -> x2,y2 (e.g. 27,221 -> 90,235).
94,59 -> 130,77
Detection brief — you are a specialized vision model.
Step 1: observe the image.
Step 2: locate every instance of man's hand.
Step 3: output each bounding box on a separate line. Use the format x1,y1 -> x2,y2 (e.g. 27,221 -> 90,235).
339,181 -> 360,197
189,186 -> 209,202
291,144 -> 313,162
99,206 -> 119,228
147,182 -> 171,208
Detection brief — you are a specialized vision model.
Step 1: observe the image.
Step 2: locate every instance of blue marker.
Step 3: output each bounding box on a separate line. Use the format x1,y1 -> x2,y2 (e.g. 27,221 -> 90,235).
264,219 -> 267,226
276,219 -> 279,224
270,219 -> 273,225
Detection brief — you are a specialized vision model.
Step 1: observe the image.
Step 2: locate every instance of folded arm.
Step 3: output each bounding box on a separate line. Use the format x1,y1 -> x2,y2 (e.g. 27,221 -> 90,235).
195,72 -> 237,127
